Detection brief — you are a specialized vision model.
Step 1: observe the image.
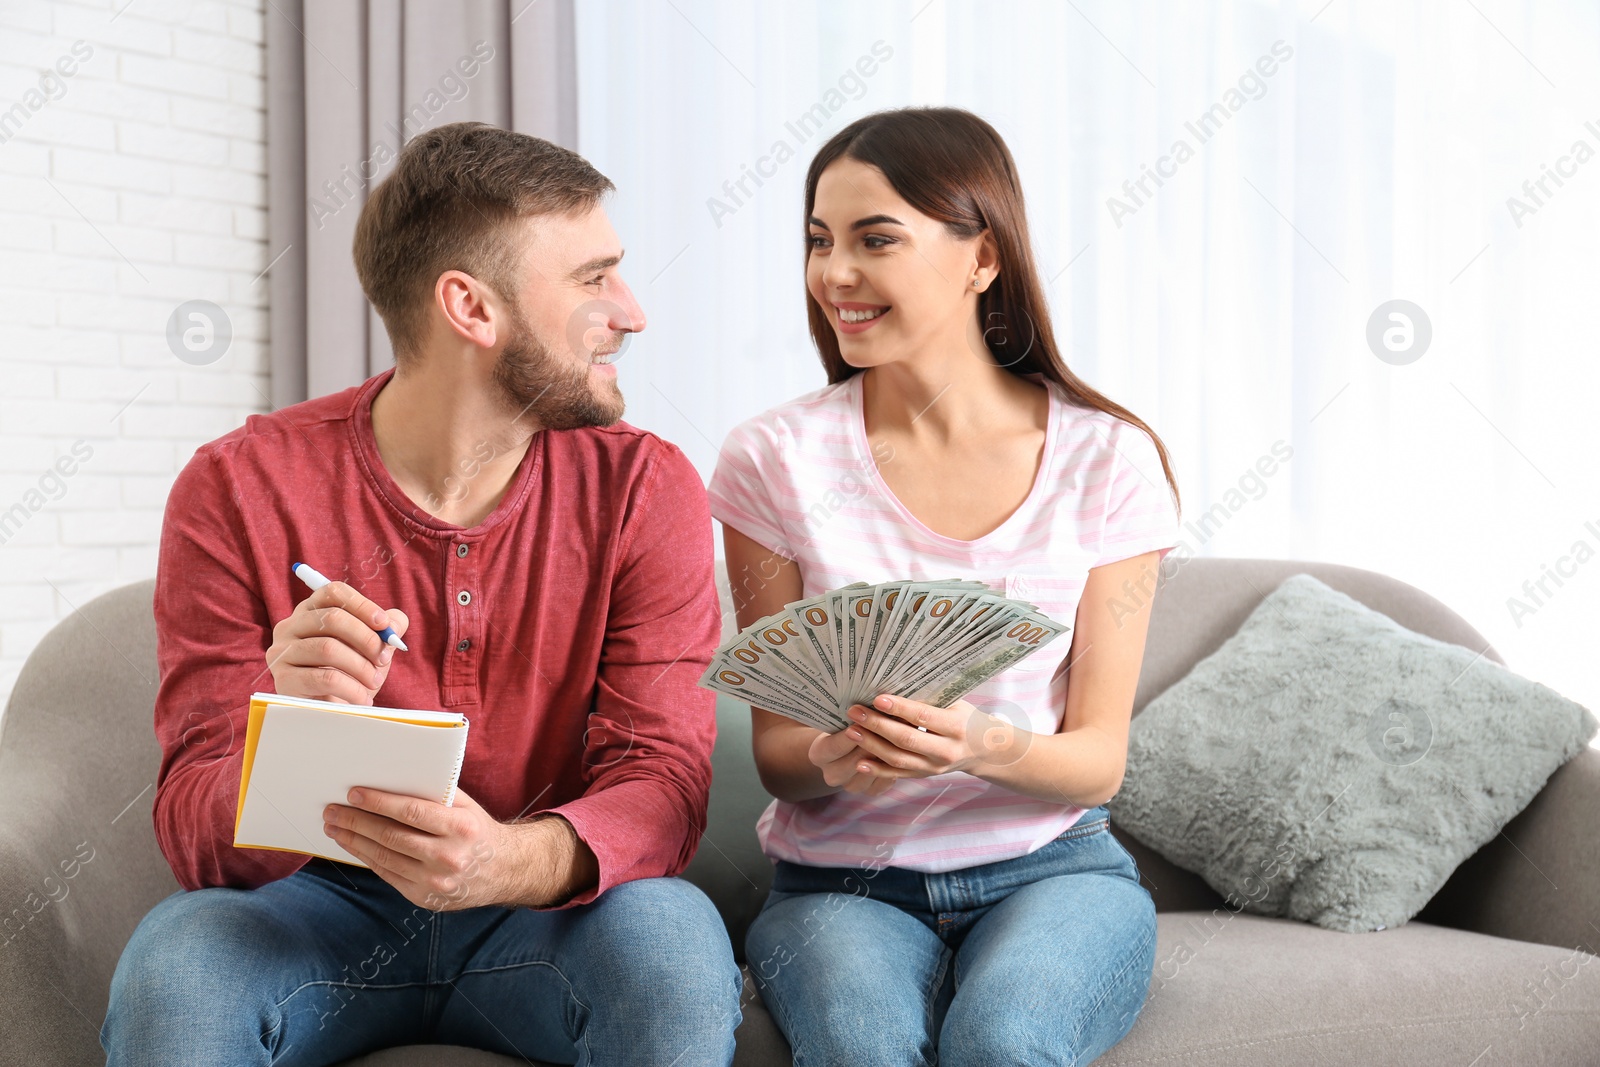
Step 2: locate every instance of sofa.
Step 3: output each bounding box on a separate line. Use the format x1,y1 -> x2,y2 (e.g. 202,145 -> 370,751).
1,558 -> 1596,1065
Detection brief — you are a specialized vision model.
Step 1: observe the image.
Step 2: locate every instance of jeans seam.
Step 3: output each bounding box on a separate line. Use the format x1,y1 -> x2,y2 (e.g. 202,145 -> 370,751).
1056,817 -> 1109,841
270,977 -> 435,1009
1070,926 -> 1155,1063
256,975 -> 437,1056
756,969 -> 806,1065
448,958 -> 594,1062
421,911 -> 442,1024
920,947 -> 950,1067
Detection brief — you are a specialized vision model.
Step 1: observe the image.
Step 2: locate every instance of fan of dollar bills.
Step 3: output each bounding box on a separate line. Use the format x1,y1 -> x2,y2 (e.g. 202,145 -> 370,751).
700,579 -> 1071,733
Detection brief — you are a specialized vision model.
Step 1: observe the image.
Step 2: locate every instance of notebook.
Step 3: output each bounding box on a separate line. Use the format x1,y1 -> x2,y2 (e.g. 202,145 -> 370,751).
233,691 -> 470,867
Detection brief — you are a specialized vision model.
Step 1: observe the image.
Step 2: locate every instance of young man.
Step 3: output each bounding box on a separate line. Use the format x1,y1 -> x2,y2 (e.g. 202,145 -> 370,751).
101,122 -> 741,1066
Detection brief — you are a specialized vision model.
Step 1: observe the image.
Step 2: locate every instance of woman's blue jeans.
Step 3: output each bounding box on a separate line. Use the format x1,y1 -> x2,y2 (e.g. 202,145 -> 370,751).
100,858 -> 742,1066
744,805 -> 1157,1067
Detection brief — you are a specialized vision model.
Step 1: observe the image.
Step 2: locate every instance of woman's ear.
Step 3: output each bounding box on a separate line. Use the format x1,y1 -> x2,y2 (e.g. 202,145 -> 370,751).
971,229 -> 1000,292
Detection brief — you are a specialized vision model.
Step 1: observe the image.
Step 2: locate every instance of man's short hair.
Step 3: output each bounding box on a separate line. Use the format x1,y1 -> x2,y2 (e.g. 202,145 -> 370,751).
352,122 -> 614,363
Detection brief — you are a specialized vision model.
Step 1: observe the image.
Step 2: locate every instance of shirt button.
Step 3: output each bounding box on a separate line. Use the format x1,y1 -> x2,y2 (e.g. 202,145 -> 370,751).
457,590 -> 471,606
456,543 -> 469,558
456,639 -> 471,652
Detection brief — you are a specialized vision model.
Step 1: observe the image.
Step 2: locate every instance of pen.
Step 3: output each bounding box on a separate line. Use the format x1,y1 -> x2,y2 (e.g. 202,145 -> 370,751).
291,561 -> 409,651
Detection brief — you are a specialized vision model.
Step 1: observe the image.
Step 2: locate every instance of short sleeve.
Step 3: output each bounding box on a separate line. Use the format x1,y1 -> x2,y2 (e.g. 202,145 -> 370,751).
707,415 -> 793,559
1095,420 -> 1180,569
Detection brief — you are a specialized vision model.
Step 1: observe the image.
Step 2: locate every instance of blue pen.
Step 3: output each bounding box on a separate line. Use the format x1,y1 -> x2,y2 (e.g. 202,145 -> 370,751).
291,562 -> 409,651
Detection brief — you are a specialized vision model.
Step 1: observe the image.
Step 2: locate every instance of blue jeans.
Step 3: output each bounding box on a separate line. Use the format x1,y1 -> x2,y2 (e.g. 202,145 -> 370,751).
744,805 -> 1156,1067
101,858 -> 742,1066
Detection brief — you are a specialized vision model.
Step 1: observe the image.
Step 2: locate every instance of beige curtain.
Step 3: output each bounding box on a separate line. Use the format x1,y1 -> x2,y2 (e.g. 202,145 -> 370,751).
265,0 -> 577,407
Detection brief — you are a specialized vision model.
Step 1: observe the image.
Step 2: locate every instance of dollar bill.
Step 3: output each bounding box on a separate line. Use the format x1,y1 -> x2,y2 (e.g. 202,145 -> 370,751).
701,577 -> 1070,732
904,610 -> 1070,708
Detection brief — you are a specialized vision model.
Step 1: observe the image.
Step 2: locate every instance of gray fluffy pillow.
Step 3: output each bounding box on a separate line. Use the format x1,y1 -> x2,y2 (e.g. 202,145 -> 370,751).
1113,573 -> 1597,933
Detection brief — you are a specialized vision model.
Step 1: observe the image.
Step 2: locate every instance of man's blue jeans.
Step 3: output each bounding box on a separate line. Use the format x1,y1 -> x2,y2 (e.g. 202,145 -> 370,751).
100,858 -> 742,1066
744,805 -> 1156,1067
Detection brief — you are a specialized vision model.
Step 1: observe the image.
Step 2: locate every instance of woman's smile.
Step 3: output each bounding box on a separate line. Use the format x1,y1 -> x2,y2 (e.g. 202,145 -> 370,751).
833,301 -> 891,333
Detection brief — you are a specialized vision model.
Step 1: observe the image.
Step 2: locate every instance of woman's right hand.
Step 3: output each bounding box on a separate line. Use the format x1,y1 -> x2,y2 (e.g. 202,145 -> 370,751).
728,525 -> 889,800
809,727 -> 896,796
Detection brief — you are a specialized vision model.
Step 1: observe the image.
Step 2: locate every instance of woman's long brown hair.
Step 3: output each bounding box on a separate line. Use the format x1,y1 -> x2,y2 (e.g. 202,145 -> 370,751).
803,107 -> 1181,516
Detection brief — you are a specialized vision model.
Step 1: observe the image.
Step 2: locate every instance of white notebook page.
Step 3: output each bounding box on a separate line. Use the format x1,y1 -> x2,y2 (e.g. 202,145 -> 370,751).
234,703 -> 469,867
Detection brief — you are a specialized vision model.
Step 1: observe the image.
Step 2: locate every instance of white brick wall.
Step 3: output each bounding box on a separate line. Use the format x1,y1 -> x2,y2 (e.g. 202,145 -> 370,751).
0,0 -> 270,715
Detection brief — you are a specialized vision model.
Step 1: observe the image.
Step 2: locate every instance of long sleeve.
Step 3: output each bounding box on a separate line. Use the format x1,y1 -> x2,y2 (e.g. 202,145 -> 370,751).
540,442 -> 721,907
150,446 -> 308,891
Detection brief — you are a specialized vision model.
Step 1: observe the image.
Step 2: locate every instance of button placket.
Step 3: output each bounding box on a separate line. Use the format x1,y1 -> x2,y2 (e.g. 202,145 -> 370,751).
442,540 -> 482,705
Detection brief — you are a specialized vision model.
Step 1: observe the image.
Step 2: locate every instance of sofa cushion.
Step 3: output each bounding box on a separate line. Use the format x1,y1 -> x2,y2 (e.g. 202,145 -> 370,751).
1101,912 -> 1600,1065
337,967 -> 791,1067
341,1048 -> 526,1066
1113,573 -> 1596,933
681,695 -> 776,964
338,915 -> 1600,1067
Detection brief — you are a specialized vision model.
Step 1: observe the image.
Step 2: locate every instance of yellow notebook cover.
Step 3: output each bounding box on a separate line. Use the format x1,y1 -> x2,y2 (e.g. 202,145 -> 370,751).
234,692 -> 469,867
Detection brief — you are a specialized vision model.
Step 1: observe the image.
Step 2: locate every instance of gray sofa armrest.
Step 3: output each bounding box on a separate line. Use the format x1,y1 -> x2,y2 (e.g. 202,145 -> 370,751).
0,821 -> 140,1065
1419,746 -> 1600,953
0,579 -> 178,1067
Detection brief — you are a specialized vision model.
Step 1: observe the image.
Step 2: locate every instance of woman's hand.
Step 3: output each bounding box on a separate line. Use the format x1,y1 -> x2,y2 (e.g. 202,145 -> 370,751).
807,725 -> 899,796
843,694 -> 1025,784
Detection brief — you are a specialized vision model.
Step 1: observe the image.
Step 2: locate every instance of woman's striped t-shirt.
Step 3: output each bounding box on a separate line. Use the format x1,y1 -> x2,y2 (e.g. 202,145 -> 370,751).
707,371 -> 1180,873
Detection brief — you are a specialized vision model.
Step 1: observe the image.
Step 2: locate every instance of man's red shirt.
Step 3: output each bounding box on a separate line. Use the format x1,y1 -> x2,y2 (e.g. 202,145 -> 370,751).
151,368 -> 720,906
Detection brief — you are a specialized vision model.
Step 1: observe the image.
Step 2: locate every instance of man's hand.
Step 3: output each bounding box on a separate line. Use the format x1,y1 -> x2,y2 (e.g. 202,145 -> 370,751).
321,786 -> 597,910
267,581 -> 410,705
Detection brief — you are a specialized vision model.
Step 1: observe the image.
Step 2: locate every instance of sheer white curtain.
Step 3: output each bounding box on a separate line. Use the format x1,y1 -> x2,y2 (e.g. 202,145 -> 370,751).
575,0 -> 1600,716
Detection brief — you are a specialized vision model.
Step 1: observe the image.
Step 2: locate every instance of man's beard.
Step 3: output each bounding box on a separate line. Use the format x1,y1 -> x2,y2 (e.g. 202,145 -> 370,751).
489,302 -> 625,430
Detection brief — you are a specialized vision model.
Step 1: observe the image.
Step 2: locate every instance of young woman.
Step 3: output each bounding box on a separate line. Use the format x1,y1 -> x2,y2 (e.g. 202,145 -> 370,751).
707,107 -> 1183,1066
